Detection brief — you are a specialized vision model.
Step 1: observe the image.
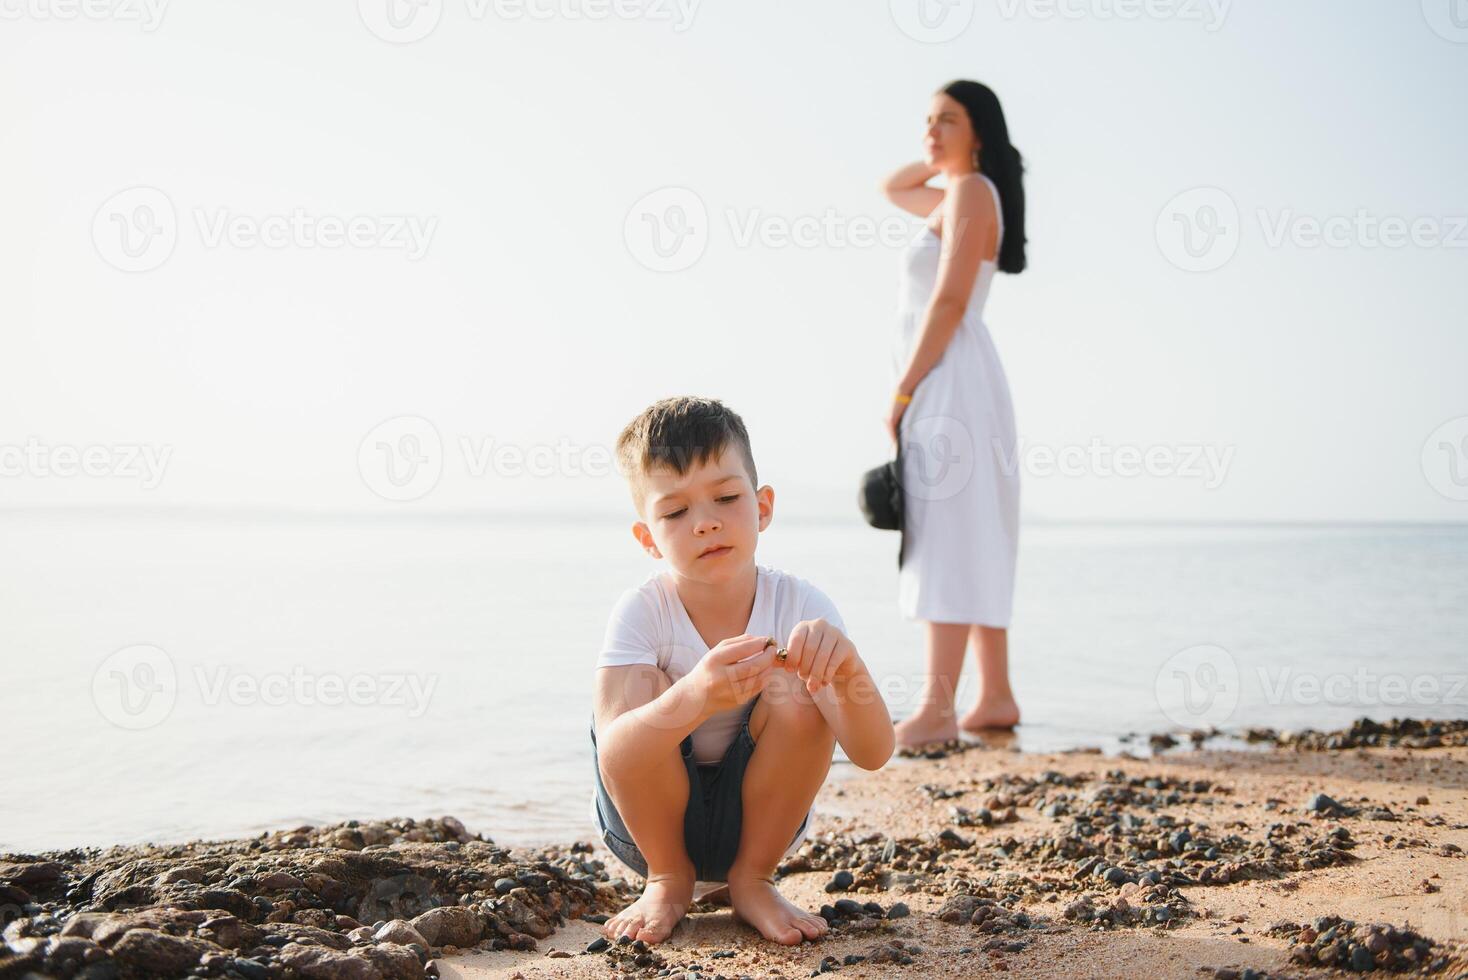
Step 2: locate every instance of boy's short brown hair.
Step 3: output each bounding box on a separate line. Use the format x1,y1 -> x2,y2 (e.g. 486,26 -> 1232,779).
615,397 -> 759,514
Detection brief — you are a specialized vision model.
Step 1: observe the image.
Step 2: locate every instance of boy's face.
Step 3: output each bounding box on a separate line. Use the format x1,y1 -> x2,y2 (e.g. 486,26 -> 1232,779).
631,444 -> 773,584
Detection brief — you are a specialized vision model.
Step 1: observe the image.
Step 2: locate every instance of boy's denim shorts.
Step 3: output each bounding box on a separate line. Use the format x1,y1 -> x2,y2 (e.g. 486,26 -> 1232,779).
590,696 -> 810,883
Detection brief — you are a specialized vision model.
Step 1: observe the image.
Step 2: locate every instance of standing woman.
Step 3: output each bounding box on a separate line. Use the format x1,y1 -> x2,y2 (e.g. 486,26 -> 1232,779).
881,80 -> 1026,747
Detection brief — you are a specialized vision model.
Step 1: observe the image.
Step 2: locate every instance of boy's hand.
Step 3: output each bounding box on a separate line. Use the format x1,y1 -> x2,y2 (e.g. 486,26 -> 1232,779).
687,634 -> 779,716
781,619 -> 862,695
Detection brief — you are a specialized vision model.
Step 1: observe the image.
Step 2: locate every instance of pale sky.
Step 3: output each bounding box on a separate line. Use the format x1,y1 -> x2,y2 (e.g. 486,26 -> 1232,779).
3,0 -> 1466,521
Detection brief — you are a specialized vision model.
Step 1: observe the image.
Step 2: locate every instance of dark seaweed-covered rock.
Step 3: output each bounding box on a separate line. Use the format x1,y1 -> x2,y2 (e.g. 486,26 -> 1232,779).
409,906 -> 485,948
0,817 -> 628,980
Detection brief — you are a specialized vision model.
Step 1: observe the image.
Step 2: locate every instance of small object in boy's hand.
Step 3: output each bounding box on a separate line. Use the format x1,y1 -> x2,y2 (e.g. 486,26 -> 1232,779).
736,638 -> 780,666
775,647 -> 788,663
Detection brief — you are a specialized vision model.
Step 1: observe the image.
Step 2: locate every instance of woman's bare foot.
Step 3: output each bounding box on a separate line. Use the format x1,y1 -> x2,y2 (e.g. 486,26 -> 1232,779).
727,870 -> 828,945
959,696 -> 1020,733
602,866 -> 695,944
894,709 -> 958,749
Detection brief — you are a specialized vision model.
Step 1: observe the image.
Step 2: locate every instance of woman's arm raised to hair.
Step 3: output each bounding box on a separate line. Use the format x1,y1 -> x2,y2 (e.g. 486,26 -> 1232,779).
879,161 -> 943,219
894,174 -> 997,396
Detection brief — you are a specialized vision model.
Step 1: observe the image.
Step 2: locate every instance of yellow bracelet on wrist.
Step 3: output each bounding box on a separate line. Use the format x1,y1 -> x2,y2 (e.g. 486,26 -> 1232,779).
894,393 -> 913,405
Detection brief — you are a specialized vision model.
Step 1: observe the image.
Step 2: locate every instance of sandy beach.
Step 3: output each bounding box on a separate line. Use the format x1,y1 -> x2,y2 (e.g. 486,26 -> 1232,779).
4,720 -> 1466,979
8,7 -> 1465,980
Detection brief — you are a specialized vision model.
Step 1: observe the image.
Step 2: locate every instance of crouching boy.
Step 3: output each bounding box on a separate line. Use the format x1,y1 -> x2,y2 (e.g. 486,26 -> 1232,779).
589,396 -> 895,946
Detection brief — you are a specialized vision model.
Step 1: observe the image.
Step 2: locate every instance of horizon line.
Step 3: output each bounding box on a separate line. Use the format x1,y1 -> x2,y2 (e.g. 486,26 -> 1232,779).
0,503 -> 1465,529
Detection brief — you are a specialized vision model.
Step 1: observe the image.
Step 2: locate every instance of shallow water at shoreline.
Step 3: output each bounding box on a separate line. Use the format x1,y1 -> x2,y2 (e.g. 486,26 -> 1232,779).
4,513 -> 1466,853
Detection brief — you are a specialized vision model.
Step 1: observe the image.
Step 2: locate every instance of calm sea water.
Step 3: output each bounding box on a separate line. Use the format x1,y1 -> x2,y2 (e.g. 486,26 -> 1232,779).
3,513 -> 1466,854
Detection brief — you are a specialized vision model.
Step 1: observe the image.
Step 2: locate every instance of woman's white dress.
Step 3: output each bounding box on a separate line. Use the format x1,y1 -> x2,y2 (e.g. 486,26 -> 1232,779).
892,174 -> 1020,627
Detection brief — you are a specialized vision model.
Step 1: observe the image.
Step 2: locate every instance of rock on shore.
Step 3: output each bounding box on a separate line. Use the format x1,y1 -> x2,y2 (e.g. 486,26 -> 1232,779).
0,816 -> 630,980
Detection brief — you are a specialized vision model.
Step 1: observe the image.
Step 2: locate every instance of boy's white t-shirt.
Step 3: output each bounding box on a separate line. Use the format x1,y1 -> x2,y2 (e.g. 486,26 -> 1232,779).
595,563 -> 847,763
589,564 -> 844,887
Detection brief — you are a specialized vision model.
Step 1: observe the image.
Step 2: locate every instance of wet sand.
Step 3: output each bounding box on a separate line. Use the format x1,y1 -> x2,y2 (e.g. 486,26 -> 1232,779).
3,722 -> 1466,979
448,724 -> 1468,979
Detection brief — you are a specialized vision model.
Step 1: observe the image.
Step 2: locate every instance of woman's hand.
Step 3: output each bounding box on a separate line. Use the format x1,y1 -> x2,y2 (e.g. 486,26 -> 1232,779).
885,393 -> 911,446
879,161 -> 943,219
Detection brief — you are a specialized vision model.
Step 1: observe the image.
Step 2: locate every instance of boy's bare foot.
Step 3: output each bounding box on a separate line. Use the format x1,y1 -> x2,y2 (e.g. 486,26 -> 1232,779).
727,870 -> 828,945
893,709 -> 958,749
958,696 -> 1020,733
603,867 -> 695,944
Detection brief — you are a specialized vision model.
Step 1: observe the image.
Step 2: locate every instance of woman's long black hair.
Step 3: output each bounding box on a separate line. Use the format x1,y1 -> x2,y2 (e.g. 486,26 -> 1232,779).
941,80 -> 1027,274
